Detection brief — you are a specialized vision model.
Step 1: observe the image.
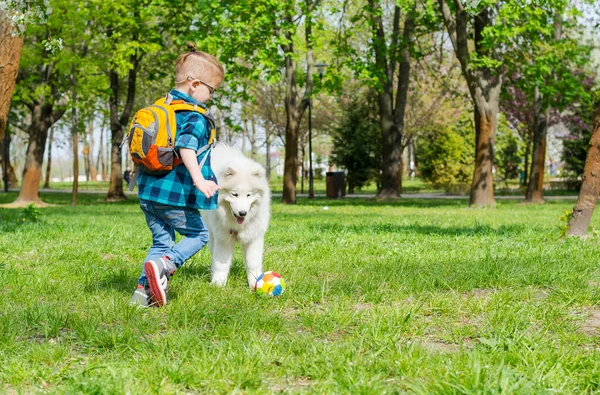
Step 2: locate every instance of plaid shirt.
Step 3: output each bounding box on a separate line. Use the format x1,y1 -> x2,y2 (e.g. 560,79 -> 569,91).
137,90 -> 218,210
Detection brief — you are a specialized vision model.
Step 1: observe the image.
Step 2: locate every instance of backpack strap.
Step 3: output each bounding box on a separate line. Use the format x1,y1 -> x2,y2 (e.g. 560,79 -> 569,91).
128,166 -> 142,191
155,97 -> 216,146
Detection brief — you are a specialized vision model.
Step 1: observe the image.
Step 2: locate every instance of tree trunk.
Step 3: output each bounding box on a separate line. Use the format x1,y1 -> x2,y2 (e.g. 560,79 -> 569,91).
398,155 -> 404,194
566,96 -> 600,237
71,68 -> 79,207
106,129 -> 125,200
282,109 -> 299,204
105,20 -> 140,201
525,14 -> 562,202
523,128 -> 532,186
525,86 -> 549,203
16,104 -> 62,206
369,0 -> 415,199
241,122 -> 247,154
378,111 -> 402,198
439,1 -> 502,207
0,12 -> 24,145
43,126 -> 54,188
407,141 -> 412,177
88,118 -> 97,181
106,65 -> 137,201
97,121 -> 106,181
469,104 -> 497,207
1,127 -> 18,190
250,115 -> 258,161
300,142 -> 305,194
104,127 -> 110,181
281,2 -> 314,204
265,125 -> 271,180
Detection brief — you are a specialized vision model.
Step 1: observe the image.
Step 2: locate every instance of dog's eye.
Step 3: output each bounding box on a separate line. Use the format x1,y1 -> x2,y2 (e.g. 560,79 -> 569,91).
232,193 -> 238,197
247,193 -> 251,198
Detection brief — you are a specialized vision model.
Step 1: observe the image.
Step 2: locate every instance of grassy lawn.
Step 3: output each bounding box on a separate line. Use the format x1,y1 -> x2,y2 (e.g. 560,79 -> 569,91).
2,192 -> 600,393
44,177 -> 579,196
45,177 -> 438,195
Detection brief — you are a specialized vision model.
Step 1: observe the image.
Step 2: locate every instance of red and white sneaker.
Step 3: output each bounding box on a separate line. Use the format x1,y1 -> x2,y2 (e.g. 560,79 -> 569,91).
144,257 -> 177,307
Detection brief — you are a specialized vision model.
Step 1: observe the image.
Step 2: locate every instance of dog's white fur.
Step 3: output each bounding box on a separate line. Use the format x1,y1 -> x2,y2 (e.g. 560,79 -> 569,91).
200,144 -> 271,288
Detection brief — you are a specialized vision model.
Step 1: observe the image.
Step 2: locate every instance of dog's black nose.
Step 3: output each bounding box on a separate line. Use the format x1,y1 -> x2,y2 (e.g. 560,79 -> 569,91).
238,211 -> 247,217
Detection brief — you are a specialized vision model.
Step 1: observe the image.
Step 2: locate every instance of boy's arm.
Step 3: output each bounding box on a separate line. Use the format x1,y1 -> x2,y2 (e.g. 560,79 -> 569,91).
179,148 -> 219,198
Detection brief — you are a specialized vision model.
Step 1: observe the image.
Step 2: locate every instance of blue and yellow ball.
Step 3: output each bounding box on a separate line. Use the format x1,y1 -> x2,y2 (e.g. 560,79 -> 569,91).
254,271 -> 286,296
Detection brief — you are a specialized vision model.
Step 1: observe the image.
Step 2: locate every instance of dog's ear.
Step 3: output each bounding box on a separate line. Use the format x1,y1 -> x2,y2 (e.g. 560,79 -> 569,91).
223,167 -> 236,178
251,165 -> 266,179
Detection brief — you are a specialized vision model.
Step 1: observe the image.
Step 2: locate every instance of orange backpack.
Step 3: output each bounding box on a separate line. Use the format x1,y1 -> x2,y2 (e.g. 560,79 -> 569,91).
124,95 -> 216,189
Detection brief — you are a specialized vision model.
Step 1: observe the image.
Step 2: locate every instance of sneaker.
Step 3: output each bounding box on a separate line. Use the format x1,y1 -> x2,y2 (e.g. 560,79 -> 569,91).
130,284 -> 152,307
144,257 -> 177,307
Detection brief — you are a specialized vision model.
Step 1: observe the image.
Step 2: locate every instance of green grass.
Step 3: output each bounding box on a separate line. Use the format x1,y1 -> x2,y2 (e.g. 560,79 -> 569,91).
2,192 -> 600,393
43,177 -> 580,196
44,177 -> 439,195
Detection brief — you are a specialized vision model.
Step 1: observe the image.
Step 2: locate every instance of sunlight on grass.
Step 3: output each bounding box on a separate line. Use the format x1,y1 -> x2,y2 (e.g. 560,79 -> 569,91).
1,192 -> 600,393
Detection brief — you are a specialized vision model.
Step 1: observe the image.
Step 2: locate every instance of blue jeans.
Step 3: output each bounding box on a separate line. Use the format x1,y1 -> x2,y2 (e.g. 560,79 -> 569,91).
137,199 -> 209,286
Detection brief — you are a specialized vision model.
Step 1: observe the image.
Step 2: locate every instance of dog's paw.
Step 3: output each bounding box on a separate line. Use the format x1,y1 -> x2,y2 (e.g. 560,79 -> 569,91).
211,274 -> 228,287
247,272 -> 261,289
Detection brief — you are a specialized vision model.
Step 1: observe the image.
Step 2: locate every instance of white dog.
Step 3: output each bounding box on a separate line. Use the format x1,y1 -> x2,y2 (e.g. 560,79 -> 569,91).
200,144 -> 271,288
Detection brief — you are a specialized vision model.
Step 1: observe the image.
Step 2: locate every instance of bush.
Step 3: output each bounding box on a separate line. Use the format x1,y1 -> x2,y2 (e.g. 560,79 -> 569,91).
416,116 -> 474,189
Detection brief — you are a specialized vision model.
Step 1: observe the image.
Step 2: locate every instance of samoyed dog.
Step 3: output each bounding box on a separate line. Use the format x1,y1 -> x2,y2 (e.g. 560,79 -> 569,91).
200,144 -> 271,288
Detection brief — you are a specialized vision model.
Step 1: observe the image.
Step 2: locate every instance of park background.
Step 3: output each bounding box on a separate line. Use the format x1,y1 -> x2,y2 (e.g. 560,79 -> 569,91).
2,0 -> 600,393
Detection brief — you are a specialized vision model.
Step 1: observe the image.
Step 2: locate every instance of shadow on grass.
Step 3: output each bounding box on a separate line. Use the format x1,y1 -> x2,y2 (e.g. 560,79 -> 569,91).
292,197 -> 470,209
86,268 -> 134,294
0,192 -> 141,206
180,257 -> 248,282
310,222 -> 527,237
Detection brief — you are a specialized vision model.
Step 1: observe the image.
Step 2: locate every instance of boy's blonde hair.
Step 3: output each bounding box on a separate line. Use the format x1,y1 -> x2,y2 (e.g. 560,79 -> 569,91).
176,43 -> 224,86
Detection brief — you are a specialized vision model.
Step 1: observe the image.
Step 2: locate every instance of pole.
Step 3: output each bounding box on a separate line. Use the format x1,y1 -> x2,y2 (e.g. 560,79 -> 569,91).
308,98 -> 314,198
3,127 -> 8,192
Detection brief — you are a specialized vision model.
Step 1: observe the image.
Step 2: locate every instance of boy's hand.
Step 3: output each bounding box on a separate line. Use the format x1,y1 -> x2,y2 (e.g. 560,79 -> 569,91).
195,179 -> 219,198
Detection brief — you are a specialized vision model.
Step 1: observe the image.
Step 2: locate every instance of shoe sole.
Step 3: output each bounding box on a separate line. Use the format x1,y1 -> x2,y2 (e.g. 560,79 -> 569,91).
145,260 -> 166,307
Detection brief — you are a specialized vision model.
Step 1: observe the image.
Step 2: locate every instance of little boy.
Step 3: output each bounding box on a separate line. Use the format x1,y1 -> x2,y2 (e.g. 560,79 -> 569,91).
130,44 -> 223,307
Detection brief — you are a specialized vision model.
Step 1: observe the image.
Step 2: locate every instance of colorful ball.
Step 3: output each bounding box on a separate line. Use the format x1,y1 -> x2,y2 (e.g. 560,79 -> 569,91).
254,271 -> 286,296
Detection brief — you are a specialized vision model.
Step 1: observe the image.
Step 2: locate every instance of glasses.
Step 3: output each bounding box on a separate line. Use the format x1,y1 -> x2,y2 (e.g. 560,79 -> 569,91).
186,76 -> 216,95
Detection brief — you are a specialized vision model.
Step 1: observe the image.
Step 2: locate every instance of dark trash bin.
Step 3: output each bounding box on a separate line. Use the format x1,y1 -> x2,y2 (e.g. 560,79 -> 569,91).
326,171 -> 346,198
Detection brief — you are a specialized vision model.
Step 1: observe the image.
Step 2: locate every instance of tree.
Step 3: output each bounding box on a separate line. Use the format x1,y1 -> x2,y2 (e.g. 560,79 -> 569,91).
195,0 -> 328,204
279,0 -> 318,204
0,11 -> 24,173
335,0 -> 422,197
10,25 -> 69,205
566,92 -> 600,237
363,0 -> 417,198
437,0 -> 504,207
494,1 -> 589,202
93,1 -> 158,201
70,62 -> 79,206
1,1 -> 53,193
331,92 -> 381,193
